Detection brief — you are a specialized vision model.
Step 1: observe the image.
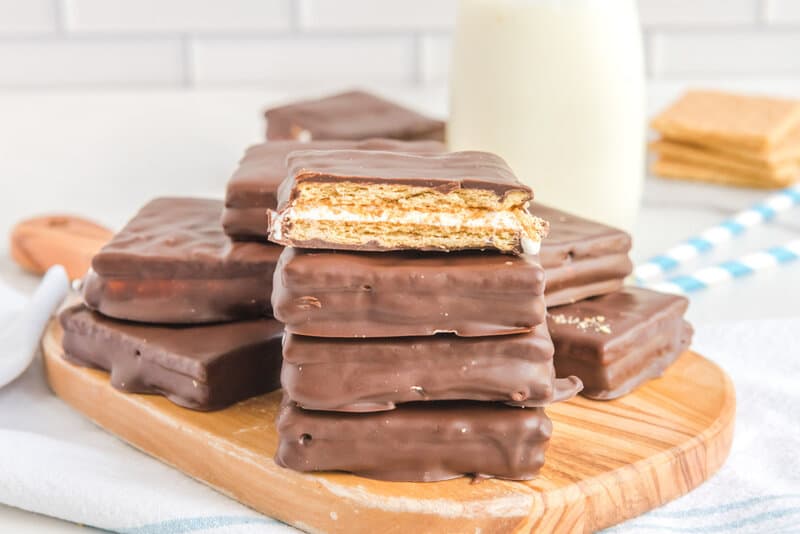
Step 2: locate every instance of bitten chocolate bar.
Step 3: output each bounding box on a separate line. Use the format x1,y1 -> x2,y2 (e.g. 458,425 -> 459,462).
271,247 -> 547,338
535,203 -> 633,307
223,139 -> 444,241
275,397 -> 552,482
60,305 -> 283,411
282,325 -> 582,412
549,287 -> 693,400
268,150 -> 548,254
83,198 -> 281,324
265,90 -> 445,142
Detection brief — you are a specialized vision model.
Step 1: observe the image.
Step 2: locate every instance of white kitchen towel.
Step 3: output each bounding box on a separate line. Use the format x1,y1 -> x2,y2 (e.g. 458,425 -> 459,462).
604,316 -> 800,533
0,266 -> 68,389
0,273 -> 798,533
0,277 -> 295,534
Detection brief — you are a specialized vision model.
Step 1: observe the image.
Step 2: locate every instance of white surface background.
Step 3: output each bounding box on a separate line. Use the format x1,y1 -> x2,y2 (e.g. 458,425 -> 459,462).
0,0 -> 799,89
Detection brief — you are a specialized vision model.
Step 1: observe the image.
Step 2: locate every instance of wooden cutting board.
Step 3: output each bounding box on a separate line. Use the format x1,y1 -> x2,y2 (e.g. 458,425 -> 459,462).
42,318 -> 735,533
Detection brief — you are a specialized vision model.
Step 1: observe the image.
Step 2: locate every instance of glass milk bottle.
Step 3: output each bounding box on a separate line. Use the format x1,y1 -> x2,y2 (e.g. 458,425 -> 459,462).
448,0 -> 646,231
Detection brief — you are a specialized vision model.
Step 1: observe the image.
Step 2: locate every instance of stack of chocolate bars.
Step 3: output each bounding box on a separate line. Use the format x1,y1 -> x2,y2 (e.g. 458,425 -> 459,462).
265,148 -> 582,481
59,198 -> 285,410
259,90 -> 695,405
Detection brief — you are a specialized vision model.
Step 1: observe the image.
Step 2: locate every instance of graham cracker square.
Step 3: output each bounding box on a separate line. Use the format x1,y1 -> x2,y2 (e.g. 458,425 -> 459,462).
651,90 -> 800,152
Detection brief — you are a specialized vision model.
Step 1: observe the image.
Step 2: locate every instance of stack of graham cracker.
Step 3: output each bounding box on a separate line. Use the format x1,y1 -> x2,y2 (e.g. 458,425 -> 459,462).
650,90 -> 800,189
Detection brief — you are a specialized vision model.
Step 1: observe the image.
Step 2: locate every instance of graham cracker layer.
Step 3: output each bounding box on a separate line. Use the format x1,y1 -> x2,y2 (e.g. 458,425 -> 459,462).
650,140 -> 799,178
286,219 -> 525,253
661,122 -> 800,164
294,181 -> 530,212
651,90 -> 800,151
652,156 -> 795,189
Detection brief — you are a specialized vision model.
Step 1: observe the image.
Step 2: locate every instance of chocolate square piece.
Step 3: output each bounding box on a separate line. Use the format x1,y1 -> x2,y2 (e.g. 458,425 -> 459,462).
281,324 -> 582,412
272,247 -> 547,338
265,90 -> 445,142
268,150 -> 548,254
534,204 -> 633,307
83,198 -> 281,324
275,397 -> 552,482
549,287 -> 693,400
223,138 -> 444,241
60,305 -> 283,411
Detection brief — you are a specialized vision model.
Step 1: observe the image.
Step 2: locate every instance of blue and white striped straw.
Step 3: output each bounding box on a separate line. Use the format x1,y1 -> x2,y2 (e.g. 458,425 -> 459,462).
646,239 -> 800,295
635,184 -> 800,283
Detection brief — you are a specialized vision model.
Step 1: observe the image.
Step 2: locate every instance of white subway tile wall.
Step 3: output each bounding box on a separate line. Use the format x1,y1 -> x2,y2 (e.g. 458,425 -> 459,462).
766,0 -> 800,24
192,36 -> 415,85
0,0 -> 797,89
63,0 -> 292,33
0,39 -> 184,86
299,0 -> 457,31
0,0 -> 56,34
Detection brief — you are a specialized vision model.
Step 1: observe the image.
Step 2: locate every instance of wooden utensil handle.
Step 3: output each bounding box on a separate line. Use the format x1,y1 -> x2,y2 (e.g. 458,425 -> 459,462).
9,215 -> 113,280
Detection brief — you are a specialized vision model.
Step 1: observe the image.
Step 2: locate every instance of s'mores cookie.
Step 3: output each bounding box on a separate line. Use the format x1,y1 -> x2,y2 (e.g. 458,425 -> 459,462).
549,287 -> 693,400
271,247 -> 547,338
267,150 -> 548,254
535,204 -> 633,306
265,90 -> 445,142
223,139 -> 444,241
275,396 -> 552,482
60,304 -> 283,411
281,325 -> 582,412
83,198 -> 282,323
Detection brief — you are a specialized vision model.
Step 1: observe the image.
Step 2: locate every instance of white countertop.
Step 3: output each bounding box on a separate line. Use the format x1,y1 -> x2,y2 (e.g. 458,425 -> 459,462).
0,80 -> 799,531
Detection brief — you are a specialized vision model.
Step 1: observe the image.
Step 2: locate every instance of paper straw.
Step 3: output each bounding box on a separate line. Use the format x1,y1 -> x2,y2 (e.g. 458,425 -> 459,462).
646,239 -> 800,295
634,184 -> 800,283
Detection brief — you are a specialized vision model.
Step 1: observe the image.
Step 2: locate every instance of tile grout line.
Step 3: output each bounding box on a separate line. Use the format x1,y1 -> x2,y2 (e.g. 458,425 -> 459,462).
412,32 -> 424,86
52,0 -> 66,35
180,34 -> 193,89
291,0 -> 306,32
758,0 -> 770,25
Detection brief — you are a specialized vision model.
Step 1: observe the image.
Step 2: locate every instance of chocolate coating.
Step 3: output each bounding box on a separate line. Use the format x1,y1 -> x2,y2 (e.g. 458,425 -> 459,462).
282,325 -> 582,412
275,397 -> 552,482
271,247 -> 547,337
265,90 -> 445,142
84,197 -> 281,323
223,139 -> 444,240
60,305 -> 283,411
548,287 -> 693,400
534,204 -> 633,307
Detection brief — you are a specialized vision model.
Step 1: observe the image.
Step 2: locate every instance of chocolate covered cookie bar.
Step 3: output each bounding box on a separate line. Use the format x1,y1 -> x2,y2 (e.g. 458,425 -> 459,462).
549,287 -> 693,400
265,90 -> 445,142
60,305 -> 283,411
282,324 -> 582,412
268,150 -> 548,254
272,247 -> 547,337
535,203 -> 633,306
223,139 -> 444,240
83,198 -> 281,323
275,397 -> 552,482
